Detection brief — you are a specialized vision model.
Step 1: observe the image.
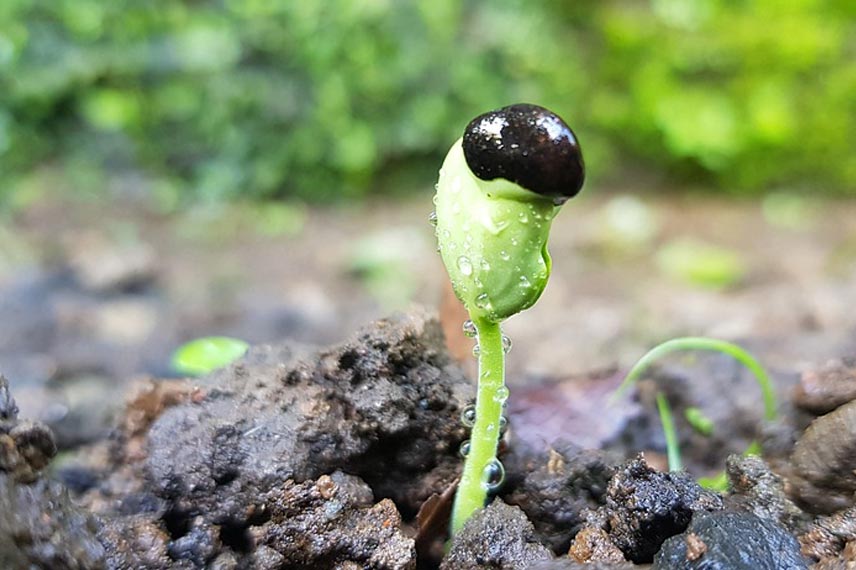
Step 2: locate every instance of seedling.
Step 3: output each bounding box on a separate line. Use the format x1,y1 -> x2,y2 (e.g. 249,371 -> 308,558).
614,336 -> 777,489
432,104 -> 585,534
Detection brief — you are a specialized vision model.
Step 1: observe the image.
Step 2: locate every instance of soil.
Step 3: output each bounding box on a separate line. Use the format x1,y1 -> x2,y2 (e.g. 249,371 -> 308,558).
2,193 -> 856,568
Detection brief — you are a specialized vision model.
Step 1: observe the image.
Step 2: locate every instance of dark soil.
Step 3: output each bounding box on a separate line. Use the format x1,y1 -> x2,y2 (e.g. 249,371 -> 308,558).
2,308 -> 854,568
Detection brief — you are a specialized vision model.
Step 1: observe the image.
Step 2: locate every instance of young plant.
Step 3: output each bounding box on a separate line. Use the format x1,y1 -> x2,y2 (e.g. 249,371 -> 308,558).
614,336 -> 777,489
433,104 -> 585,534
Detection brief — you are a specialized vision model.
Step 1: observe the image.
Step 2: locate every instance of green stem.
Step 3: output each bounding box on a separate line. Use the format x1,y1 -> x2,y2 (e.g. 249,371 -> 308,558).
613,337 -> 777,422
656,392 -> 682,471
451,317 -> 506,535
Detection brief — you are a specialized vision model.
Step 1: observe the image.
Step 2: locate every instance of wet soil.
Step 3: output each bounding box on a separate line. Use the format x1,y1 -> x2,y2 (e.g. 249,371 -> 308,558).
2,193 -> 856,567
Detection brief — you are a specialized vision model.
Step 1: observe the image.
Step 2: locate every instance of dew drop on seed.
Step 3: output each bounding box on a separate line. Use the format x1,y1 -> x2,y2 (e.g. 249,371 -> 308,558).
499,250 -> 510,261
462,319 -> 477,338
501,335 -> 512,354
474,292 -> 491,310
461,405 -> 476,427
457,256 -> 473,276
428,210 -> 438,226
494,386 -> 510,404
481,459 -> 505,492
459,440 -> 471,458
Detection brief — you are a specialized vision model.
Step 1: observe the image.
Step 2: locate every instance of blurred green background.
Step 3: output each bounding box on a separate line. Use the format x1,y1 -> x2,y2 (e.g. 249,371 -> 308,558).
1,0 -> 854,208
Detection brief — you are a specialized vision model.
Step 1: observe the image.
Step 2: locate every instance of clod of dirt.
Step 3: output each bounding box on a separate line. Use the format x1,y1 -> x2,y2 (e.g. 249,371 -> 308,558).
790,400 -> 856,514
572,455 -> 723,564
0,376 -> 17,420
440,500 -> 553,570
799,505 -> 856,564
567,527 -> 626,564
85,311 -> 466,566
724,454 -> 806,532
527,560 -> 635,570
504,441 -> 616,553
0,376 -> 57,484
653,511 -> 808,569
0,376 -> 107,568
143,310 -> 469,516
0,474 -> 107,569
249,472 -> 416,569
794,358 -> 856,415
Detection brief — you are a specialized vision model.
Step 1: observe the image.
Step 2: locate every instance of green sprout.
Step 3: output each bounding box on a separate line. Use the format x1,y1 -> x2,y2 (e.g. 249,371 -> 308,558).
171,336 -> 249,376
433,104 -> 585,534
614,337 -> 776,489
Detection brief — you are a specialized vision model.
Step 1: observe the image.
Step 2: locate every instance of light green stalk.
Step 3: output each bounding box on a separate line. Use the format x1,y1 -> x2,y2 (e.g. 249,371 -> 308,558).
655,392 -> 682,472
450,317 -> 506,534
613,337 -> 777,421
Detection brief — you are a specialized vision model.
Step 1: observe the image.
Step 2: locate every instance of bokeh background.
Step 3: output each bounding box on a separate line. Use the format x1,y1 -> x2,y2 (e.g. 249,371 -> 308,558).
1,0 -> 856,449
1,0 -> 855,208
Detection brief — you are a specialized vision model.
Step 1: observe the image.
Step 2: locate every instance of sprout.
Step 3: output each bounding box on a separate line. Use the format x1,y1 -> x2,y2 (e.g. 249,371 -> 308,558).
613,336 -> 775,490
433,104 -> 585,534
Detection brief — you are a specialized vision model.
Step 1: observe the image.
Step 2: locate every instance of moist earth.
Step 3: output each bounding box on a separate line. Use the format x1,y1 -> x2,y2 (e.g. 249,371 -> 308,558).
2,310 -> 856,568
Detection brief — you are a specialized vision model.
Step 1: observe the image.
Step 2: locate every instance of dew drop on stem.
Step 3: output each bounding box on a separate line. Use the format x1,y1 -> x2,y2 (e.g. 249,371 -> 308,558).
459,440 -> 471,458
499,415 -> 508,434
493,386 -> 510,404
462,319 -> 477,338
481,458 -> 505,492
472,344 -> 480,357
428,210 -> 438,226
461,405 -> 477,427
501,334 -> 512,354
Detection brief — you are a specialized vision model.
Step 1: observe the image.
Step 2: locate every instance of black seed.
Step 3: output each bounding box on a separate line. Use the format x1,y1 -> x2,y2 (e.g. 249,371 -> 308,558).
462,104 -> 584,203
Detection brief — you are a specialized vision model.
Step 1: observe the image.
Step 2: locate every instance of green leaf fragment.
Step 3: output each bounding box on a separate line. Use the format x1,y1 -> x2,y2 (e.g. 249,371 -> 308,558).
172,336 -> 249,376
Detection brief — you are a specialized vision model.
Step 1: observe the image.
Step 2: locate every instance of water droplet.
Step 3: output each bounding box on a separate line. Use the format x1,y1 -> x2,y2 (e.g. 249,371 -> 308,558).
457,256 -> 473,276
461,405 -> 476,427
499,250 -> 510,261
481,459 -> 505,492
510,237 -> 519,246
494,386 -> 510,404
459,440 -> 471,457
472,344 -> 480,357
462,320 -> 477,338
428,210 -> 438,226
480,258 -> 491,271
518,211 -> 529,224
499,415 -> 508,433
474,293 -> 491,310
442,229 -> 451,239
502,335 -> 512,354
519,275 -> 531,288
